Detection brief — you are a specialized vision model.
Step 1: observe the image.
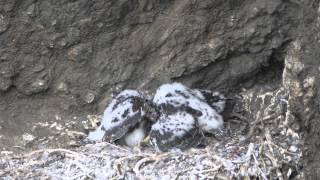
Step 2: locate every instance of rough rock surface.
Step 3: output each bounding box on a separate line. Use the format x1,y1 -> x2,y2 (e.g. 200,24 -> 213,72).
0,0 -> 320,178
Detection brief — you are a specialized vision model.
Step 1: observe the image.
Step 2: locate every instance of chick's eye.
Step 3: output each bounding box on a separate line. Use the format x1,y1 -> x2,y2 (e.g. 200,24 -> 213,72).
212,96 -> 221,102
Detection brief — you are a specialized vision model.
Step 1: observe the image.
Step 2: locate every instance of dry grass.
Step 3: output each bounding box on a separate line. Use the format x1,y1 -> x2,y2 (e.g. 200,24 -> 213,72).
0,124 -> 302,179
0,88 -> 303,179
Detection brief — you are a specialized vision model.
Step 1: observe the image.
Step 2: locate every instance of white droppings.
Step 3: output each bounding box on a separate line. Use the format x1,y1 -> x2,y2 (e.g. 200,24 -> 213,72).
0,151 -> 13,155
22,133 -> 35,143
289,145 -> 298,153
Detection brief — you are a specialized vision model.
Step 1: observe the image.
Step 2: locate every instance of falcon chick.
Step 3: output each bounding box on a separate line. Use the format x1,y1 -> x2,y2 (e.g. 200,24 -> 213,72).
195,89 -> 226,113
150,83 -> 225,151
87,90 -> 156,147
150,111 -> 202,152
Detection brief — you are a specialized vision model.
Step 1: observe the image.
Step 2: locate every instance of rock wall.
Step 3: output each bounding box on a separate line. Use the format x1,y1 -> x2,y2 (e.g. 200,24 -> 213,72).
281,1 -> 320,177
0,0 -> 319,177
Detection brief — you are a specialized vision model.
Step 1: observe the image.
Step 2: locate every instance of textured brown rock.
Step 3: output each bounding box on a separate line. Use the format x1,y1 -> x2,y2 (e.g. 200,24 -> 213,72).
0,14 -> 8,34
0,0 -> 319,177
0,76 -> 11,91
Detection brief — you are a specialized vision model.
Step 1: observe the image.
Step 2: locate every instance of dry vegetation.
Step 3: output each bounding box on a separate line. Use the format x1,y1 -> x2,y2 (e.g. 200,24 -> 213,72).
0,88 -> 303,179
0,122 -> 302,179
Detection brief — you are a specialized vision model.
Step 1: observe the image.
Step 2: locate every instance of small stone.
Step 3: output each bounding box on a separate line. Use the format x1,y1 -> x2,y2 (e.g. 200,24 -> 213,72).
17,77 -> 49,95
55,114 -> 62,121
40,47 -> 50,55
67,43 -> 93,62
25,4 -> 35,16
51,20 -> 57,26
32,64 -> 45,73
57,82 -> 68,93
32,79 -> 46,88
266,0 -> 281,14
0,61 -> 15,78
0,14 -> 9,34
208,37 -> 224,49
137,13 -> 154,24
97,22 -> 103,28
66,27 -> 81,45
0,76 -> 12,91
58,39 -> 67,47
83,91 -> 95,103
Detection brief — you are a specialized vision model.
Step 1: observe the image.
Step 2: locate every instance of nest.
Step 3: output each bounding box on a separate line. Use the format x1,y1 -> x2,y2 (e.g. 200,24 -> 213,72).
0,87 -> 303,179
0,124 -> 302,179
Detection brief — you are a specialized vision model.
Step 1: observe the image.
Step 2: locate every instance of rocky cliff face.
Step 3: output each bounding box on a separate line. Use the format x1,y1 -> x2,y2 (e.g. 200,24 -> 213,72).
0,0 -> 319,177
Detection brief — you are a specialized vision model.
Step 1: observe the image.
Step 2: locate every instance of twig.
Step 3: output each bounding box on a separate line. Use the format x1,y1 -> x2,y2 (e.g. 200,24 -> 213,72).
174,168 -> 193,180
22,148 -> 85,158
103,142 -> 132,153
133,157 -> 156,175
230,113 -> 249,124
114,154 -> 148,164
215,174 -> 229,180
199,166 -> 221,173
66,131 -> 87,136
252,152 -> 267,180
70,173 -> 88,180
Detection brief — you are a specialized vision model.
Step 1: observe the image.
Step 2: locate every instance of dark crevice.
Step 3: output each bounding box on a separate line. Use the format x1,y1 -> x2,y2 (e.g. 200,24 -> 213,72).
234,46 -> 287,94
